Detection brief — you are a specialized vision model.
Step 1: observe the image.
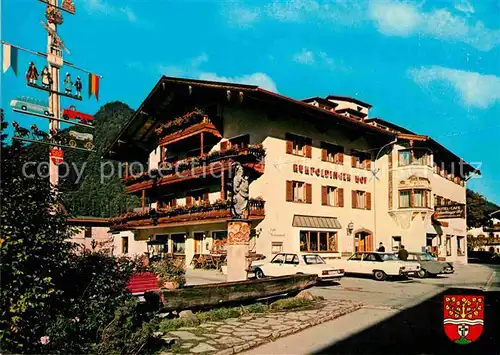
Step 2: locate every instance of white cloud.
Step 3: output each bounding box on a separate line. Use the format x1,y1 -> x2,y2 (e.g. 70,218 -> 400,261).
158,53 -> 209,77
120,7 -> 137,22
455,0 -> 475,15
198,72 -> 278,93
190,53 -> 209,68
225,5 -> 260,27
292,49 -> 351,72
83,0 -> 137,23
368,0 -> 500,51
409,66 -> 500,108
293,49 -> 315,64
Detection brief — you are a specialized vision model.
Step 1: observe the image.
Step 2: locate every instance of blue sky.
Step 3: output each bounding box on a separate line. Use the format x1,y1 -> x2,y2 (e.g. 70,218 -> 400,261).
1,0 -> 499,204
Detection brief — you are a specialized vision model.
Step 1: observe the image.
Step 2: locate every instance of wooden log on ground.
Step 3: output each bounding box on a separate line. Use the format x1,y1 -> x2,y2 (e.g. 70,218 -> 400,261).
146,274 -> 317,312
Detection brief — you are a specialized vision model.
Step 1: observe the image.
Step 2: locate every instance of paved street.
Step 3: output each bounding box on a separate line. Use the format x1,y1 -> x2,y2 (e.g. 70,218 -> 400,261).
240,263 -> 500,355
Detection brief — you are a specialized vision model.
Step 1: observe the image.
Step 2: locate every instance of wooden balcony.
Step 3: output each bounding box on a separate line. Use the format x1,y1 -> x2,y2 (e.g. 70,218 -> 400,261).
159,118 -> 221,146
109,198 -> 265,231
123,145 -> 266,194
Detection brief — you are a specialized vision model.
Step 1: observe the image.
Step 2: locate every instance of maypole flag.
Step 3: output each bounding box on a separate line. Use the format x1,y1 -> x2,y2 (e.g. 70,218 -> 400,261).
88,73 -> 100,100
2,43 -> 18,75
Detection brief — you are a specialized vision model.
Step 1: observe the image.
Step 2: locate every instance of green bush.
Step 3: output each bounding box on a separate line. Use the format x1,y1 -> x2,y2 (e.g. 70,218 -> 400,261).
244,303 -> 268,314
150,258 -> 186,287
269,298 -> 314,311
196,307 -> 242,322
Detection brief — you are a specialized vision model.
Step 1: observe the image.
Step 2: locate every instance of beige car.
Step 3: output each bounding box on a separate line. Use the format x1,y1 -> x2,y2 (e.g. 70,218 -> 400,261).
343,252 -> 421,281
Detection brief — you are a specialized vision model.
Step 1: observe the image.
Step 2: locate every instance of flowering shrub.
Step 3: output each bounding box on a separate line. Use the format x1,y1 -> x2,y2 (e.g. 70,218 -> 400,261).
154,108 -> 206,137
149,258 -> 186,287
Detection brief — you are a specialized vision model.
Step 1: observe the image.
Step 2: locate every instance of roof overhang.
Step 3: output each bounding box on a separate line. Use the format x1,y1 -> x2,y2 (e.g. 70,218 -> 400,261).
103,76 -> 395,161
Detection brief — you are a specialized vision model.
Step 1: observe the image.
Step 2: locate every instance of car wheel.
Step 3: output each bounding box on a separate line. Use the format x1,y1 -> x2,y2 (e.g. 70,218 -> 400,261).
373,270 -> 387,281
254,268 -> 265,279
21,105 -> 27,111
417,269 -> 428,278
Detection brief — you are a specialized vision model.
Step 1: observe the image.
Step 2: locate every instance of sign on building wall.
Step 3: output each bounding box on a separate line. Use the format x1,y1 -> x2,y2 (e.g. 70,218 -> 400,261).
293,164 -> 368,184
435,204 -> 466,219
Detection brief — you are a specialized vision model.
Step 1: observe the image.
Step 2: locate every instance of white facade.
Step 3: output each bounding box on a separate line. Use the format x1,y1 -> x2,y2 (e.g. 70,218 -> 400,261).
116,99 -> 471,265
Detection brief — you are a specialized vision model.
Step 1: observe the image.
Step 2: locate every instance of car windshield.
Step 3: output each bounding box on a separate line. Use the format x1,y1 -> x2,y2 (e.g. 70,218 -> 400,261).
303,255 -> 325,264
420,253 -> 437,261
379,253 -> 399,261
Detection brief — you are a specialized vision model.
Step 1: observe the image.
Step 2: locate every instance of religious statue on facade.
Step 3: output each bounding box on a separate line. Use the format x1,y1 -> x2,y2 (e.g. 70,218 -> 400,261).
230,163 -> 249,219
26,62 -> 39,85
64,73 -> 73,95
74,76 -> 82,98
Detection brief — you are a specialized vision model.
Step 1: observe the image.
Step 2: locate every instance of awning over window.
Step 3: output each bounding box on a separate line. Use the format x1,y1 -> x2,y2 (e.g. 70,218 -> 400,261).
292,215 -> 342,229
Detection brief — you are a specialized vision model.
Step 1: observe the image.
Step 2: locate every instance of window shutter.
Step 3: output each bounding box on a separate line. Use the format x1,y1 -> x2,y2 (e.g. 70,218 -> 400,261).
352,190 -> 357,208
321,148 -> 327,161
305,144 -> 312,158
305,183 -> 312,204
171,198 -> 177,207
321,186 -> 327,205
366,158 -> 371,170
203,192 -> 209,202
220,141 -> 228,151
351,155 -> 356,168
411,190 -> 415,208
338,188 -> 344,207
186,196 -> 193,206
286,181 -> 293,201
286,140 -> 293,154
338,152 -> 344,164
366,192 -> 372,210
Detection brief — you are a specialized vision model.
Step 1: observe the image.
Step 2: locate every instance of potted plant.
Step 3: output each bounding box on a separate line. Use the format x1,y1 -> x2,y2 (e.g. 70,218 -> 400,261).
150,258 -> 186,289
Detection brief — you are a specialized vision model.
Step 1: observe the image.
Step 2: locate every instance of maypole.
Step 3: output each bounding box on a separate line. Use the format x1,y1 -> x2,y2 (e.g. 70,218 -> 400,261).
2,0 -> 103,187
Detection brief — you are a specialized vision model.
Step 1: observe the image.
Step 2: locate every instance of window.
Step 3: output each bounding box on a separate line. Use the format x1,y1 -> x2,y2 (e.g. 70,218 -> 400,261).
446,236 -> 452,256
285,133 -> 312,157
84,226 -> 92,239
285,254 -> 299,265
271,254 -> 284,264
299,231 -> 338,252
321,142 -> 344,164
399,149 -> 431,166
363,253 -> 378,261
160,195 -> 177,209
457,236 -> 465,256
352,190 -> 371,210
399,189 -> 430,208
303,255 -> 326,264
392,236 -> 401,251
286,181 -> 312,203
121,237 -> 128,254
172,234 -> 186,254
351,150 -> 371,169
229,134 -> 250,149
349,253 -> 362,261
322,186 -> 344,207
271,242 -> 283,254
189,190 -> 209,206
407,254 -> 417,261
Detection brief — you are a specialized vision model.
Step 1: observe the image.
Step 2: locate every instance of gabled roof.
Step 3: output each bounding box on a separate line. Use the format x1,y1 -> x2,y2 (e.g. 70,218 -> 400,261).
325,95 -> 372,108
103,76 -> 394,161
301,96 -> 339,109
365,117 -> 415,135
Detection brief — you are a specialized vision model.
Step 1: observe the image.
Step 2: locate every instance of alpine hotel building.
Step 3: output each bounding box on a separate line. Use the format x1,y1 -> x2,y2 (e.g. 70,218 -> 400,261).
105,76 -> 479,265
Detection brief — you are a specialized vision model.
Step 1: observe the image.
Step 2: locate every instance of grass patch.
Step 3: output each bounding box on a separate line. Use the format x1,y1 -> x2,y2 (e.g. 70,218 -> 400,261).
158,318 -> 198,333
196,307 -> 242,322
244,302 -> 268,314
269,298 -> 314,311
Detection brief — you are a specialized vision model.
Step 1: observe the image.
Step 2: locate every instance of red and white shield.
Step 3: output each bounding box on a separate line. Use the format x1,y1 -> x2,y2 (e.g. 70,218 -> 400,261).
443,295 -> 484,344
49,147 -> 64,165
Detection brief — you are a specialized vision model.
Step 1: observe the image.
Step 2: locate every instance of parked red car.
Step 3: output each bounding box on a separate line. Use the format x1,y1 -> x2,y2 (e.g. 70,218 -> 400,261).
62,105 -> 94,125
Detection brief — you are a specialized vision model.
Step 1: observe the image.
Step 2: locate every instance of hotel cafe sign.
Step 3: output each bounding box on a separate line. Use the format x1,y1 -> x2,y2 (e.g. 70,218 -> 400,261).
434,204 -> 466,219
293,164 -> 368,184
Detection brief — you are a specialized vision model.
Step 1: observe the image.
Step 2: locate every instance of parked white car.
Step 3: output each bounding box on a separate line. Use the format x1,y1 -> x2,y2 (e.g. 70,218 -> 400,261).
343,252 -> 421,281
251,253 -> 345,282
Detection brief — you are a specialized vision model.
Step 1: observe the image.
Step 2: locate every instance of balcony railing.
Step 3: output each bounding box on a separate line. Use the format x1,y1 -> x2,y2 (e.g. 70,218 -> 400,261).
155,108 -> 208,137
123,144 -> 266,189
109,198 -> 265,230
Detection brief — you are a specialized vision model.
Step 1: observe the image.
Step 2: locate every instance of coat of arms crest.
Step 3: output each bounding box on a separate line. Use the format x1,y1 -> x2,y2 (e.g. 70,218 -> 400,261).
443,295 -> 484,344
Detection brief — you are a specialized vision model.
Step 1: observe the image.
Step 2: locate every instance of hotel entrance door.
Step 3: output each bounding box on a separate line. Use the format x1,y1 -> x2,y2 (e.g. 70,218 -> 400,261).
354,230 -> 373,252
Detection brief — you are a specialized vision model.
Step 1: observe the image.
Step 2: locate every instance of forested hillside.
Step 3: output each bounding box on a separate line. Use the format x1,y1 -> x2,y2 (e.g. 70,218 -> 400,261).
22,101 -> 140,217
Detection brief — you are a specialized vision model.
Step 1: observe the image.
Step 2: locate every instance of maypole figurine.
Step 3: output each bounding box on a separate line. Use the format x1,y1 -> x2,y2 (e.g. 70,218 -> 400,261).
41,66 -> 50,88
64,73 -> 73,95
74,76 -> 82,98
26,62 -> 39,85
